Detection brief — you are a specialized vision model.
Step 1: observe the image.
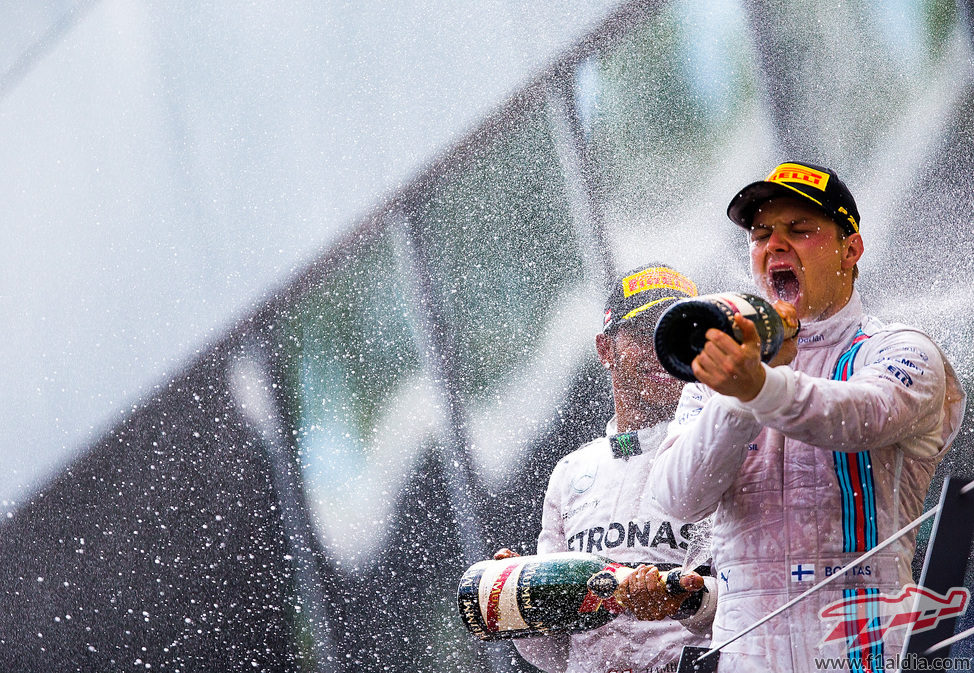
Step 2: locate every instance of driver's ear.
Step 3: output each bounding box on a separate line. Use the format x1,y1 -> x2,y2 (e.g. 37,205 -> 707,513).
842,232 -> 864,271
596,332 -> 613,369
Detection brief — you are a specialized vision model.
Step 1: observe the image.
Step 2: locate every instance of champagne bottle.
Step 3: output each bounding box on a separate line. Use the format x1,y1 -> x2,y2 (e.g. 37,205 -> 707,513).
653,292 -> 800,382
456,552 -> 688,641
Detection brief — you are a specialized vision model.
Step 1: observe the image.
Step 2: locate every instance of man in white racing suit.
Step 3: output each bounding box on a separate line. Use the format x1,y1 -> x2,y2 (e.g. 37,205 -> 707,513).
497,263 -> 718,673
652,162 -> 966,672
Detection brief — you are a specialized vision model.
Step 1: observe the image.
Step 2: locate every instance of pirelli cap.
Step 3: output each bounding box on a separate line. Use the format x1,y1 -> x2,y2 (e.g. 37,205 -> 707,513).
727,161 -> 860,235
603,264 -> 698,334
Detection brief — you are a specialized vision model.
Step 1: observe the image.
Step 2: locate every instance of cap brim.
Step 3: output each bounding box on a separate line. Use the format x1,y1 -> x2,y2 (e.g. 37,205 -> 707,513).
727,181 -> 818,228
615,297 -> 680,329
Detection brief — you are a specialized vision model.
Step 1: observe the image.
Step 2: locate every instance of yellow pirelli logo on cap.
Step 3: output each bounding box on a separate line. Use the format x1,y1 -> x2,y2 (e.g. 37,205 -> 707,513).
622,267 -> 698,299
838,206 -> 859,233
766,163 -> 830,192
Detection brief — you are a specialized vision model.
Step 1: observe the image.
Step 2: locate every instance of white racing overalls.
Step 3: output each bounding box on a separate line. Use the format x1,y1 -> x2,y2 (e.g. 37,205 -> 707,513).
653,291 -> 965,672
514,419 -> 718,673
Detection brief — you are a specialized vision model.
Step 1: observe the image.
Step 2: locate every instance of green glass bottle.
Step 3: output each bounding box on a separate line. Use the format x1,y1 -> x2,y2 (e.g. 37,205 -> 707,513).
457,552 -> 667,641
653,292 -> 800,382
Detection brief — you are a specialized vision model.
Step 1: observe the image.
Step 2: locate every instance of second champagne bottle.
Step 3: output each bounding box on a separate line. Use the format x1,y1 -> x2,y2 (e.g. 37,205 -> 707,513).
457,552 -> 695,641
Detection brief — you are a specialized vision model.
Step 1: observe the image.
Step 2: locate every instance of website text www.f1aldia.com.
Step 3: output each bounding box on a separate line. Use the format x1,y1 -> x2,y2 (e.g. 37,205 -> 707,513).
814,653 -> 971,670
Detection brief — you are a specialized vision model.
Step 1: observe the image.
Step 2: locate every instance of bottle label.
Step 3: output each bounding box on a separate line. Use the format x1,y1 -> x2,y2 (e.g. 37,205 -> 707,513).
707,293 -> 781,359
457,565 -> 490,639
478,559 -> 530,633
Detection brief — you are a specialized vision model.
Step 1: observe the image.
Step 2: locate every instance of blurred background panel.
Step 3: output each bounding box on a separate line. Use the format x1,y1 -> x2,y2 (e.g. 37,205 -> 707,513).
0,0 -> 626,508
584,0 -> 766,292
408,97 -> 601,486
1,0 -> 973,670
277,230 -> 431,566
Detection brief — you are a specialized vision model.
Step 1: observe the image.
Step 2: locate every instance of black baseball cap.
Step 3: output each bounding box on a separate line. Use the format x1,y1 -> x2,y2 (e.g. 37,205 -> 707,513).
727,161 -> 860,235
603,264 -> 698,334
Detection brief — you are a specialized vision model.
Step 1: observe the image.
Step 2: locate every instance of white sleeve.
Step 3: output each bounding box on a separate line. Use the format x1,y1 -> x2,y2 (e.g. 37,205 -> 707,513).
731,330 -> 948,457
535,461 -> 567,556
512,462 -> 570,672
652,383 -> 764,522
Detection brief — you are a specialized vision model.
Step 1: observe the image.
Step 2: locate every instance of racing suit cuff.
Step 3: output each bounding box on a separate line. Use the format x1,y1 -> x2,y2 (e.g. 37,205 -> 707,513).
718,362 -> 793,420
712,391 -> 759,418
735,363 -> 790,418
672,576 -> 717,635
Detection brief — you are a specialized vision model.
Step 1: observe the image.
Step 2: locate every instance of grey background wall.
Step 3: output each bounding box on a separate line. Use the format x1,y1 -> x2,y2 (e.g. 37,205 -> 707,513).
0,0 -> 623,507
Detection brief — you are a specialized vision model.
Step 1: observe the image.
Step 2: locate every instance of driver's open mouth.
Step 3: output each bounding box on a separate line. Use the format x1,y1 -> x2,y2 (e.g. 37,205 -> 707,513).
770,268 -> 800,303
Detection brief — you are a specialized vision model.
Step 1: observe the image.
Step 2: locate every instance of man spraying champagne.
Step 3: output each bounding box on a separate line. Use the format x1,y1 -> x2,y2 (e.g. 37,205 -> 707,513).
652,162 -> 966,672
495,262 -> 718,673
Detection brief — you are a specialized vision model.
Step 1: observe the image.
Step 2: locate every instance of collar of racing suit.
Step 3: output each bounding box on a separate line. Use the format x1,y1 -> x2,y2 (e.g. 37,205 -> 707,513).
794,290 -> 863,350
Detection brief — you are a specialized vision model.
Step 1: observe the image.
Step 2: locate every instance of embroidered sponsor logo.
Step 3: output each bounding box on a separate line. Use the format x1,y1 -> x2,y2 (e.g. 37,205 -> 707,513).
898,346 -> 930,363
562,499 -> 599,520
885,364 -> 914,387
621,267 -> 698,299
891,357 -> 923,372
766,162 -> 830,192
567,521 -> 697,553
819,584 -> 970,652
570,471 -> 597,494
798,333 -> 825,345
610,432 -> 642,460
